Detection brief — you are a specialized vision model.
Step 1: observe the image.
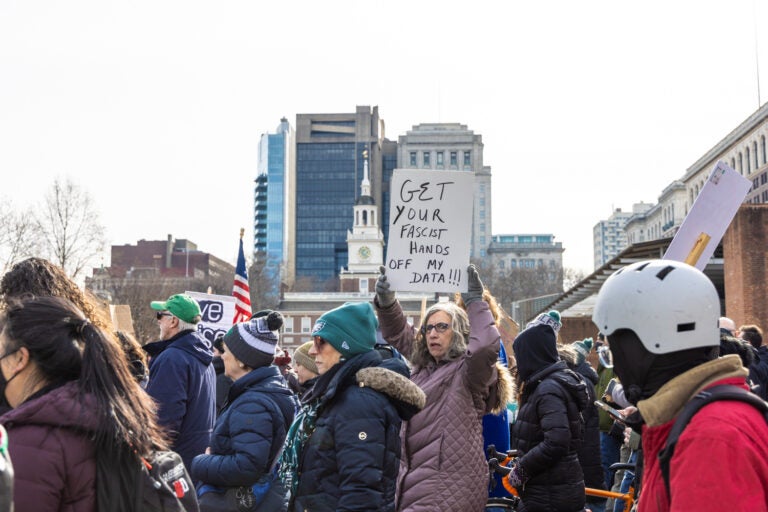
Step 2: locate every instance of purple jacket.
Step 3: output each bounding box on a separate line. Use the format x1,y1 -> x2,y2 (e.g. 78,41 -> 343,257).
376,299 -> 501,512
0,381 -> 99,512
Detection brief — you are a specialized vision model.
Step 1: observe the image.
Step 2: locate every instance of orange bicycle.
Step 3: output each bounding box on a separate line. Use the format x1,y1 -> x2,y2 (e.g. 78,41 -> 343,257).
486,445 -> 637,512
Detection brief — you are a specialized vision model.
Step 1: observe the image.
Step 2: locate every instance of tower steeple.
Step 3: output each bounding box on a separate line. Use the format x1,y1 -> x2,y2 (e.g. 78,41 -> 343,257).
339,149 -> 385,292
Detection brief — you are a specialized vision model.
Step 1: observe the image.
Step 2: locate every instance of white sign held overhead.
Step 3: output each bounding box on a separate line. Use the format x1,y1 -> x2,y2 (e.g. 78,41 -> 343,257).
663,160 -> 752,270
385,169 -> 473,293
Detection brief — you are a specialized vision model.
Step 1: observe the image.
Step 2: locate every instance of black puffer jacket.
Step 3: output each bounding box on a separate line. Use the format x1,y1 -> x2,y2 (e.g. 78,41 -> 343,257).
573,360 -> 606,498
750,346 -> 768,400
291,350 -> 425,512
511,360 -> 588,512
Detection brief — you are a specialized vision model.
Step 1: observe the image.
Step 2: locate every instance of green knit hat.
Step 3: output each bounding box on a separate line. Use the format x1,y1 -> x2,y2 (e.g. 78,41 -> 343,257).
311,302 -> 378,359
571,337 -> 593,365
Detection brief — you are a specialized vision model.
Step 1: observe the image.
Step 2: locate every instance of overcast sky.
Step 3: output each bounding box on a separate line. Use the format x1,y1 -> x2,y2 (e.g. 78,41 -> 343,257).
2,0 -> 766,276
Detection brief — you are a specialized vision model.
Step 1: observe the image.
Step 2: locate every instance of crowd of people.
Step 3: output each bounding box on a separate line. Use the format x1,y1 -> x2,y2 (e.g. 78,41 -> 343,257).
0,256 -> 766,511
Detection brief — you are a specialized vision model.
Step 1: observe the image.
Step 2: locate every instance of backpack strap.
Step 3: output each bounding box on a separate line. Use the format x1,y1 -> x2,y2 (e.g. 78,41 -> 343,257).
657,384 -> 768,500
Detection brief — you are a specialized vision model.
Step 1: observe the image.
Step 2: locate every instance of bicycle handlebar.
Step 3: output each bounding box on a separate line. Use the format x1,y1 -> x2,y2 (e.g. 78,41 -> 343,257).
488,457 -> 512,476
486,444 -> 522,464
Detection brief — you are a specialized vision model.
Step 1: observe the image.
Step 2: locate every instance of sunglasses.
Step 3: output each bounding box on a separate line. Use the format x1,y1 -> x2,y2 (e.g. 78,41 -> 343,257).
156,312 -> 173,320
421,322 -> 450,335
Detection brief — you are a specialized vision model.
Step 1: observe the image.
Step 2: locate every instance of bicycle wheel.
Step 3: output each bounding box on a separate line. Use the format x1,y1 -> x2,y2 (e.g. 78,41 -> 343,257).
485,496 -> 519,511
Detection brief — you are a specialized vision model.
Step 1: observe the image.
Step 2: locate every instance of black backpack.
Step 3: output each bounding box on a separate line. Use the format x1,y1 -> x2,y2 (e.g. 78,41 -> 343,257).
657,384 -> 768,499
139,450 -> 200,512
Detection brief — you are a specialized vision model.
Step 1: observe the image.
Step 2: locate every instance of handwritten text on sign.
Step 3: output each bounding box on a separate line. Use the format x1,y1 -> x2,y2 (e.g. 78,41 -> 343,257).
385,169 -> 473,292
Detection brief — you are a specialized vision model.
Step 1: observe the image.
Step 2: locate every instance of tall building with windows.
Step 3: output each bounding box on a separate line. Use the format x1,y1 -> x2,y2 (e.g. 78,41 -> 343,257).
397,123 -> 492,259
593,203 -> 652,268
255,117 -> 295,291
293,106 -> 396,286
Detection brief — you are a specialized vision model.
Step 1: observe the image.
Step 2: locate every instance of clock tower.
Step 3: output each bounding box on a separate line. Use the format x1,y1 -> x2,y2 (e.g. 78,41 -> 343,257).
340,150 -> 385,293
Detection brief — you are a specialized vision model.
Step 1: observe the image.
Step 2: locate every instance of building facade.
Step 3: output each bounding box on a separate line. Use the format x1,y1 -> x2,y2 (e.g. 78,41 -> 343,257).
293,106 -> 393,286
487,233 -> 563,272
255,117 -> 295,291
397,123 -> 492,259
593,202 -> 652,268
623,101 -> 768,244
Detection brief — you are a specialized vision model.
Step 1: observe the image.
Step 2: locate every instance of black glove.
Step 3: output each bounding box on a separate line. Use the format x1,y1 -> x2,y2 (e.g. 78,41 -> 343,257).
375,265 -> 396,308
460,264 -> 484,306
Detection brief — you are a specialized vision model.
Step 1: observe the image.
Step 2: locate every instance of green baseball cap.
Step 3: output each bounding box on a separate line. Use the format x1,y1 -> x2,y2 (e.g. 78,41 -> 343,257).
150,294 -> 201,323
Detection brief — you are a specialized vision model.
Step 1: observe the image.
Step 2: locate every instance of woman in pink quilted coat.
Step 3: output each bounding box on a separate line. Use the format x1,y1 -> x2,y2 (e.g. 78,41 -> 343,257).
375,265 -> 508,511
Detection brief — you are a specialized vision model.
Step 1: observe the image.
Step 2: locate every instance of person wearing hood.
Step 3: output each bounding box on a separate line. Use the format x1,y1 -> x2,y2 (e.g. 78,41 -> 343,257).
278,302 -> 425,512
509,313 -> 588,512
143,293 -> 216,471
193,311 -> 300,511
375,264 -> 511,512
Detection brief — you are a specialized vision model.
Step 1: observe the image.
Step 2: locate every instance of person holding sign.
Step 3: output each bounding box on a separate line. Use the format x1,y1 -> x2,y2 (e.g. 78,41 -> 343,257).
375,264 -> 503,512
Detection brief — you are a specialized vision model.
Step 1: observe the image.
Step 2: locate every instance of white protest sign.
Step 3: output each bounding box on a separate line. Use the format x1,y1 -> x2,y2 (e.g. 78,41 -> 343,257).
385,169 -> 473,292
663,160 -> 751,270
185,290 -> 236,343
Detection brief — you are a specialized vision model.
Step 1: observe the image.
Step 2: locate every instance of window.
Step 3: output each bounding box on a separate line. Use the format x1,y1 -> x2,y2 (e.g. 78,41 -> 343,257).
301,317 -> 312,333
436,151 -> 444,167
739,153 -> 743,174
761,172 -> 767,185
423,151 -> 430,167
410,152 -> 417,166
284,316 -> 294,333
464,151 -> 471,166
450,151 -> 457,166
754,141 -> 759,169
762,136 -> 766,165
747,147 -> 751,173
731,158 -> 736,169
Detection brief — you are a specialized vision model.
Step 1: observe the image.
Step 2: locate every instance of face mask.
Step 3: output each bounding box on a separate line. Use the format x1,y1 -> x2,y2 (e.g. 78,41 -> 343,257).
0,350 -> 20,411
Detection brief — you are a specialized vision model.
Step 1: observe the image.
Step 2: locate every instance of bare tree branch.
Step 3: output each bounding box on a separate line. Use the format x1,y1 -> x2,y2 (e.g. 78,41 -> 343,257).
35,177 -> 106,279
0,199 -> 42,274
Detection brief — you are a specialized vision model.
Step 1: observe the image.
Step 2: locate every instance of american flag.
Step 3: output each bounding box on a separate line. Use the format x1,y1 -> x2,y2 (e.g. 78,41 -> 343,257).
232,231 -> 252,324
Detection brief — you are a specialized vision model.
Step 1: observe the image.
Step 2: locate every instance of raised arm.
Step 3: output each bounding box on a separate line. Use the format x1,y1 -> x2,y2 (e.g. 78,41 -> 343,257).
374,265 -> 416,357
462,265 -> 501,394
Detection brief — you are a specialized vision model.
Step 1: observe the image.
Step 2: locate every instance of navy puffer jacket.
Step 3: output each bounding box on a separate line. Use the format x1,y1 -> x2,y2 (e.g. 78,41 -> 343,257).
291,350 -> 425,512
144,329 -> 216,471
511,360 -> 588,512
190,365 -> 299,486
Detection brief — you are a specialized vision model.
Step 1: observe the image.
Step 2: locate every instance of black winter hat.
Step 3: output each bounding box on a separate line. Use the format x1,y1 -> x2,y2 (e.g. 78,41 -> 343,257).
224,311 -> 284,369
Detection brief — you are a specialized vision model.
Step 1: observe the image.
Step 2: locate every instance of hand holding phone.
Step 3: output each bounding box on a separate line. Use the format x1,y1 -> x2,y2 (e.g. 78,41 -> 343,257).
594,400 -> 625,422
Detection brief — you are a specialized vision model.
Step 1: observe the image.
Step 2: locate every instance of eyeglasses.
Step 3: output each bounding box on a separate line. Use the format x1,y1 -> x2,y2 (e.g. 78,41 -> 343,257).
312,337 -> 327,351
156,312 -> 173,320
422,322 -> 450,334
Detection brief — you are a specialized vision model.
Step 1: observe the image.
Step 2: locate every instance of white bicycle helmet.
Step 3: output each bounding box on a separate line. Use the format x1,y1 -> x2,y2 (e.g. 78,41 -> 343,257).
592,259 -> 719,355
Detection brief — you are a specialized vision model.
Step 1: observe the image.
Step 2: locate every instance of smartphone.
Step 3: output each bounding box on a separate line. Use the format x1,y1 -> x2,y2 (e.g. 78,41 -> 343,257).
594,400 -> 625,422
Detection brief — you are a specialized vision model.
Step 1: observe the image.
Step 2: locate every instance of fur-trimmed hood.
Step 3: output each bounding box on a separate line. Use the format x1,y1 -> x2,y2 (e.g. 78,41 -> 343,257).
356,366 -> 426,421
487,361 -> 516,415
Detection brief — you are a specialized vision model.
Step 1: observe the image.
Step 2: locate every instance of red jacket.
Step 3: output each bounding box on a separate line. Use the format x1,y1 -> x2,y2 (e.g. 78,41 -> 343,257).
640,376 -> 768,511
